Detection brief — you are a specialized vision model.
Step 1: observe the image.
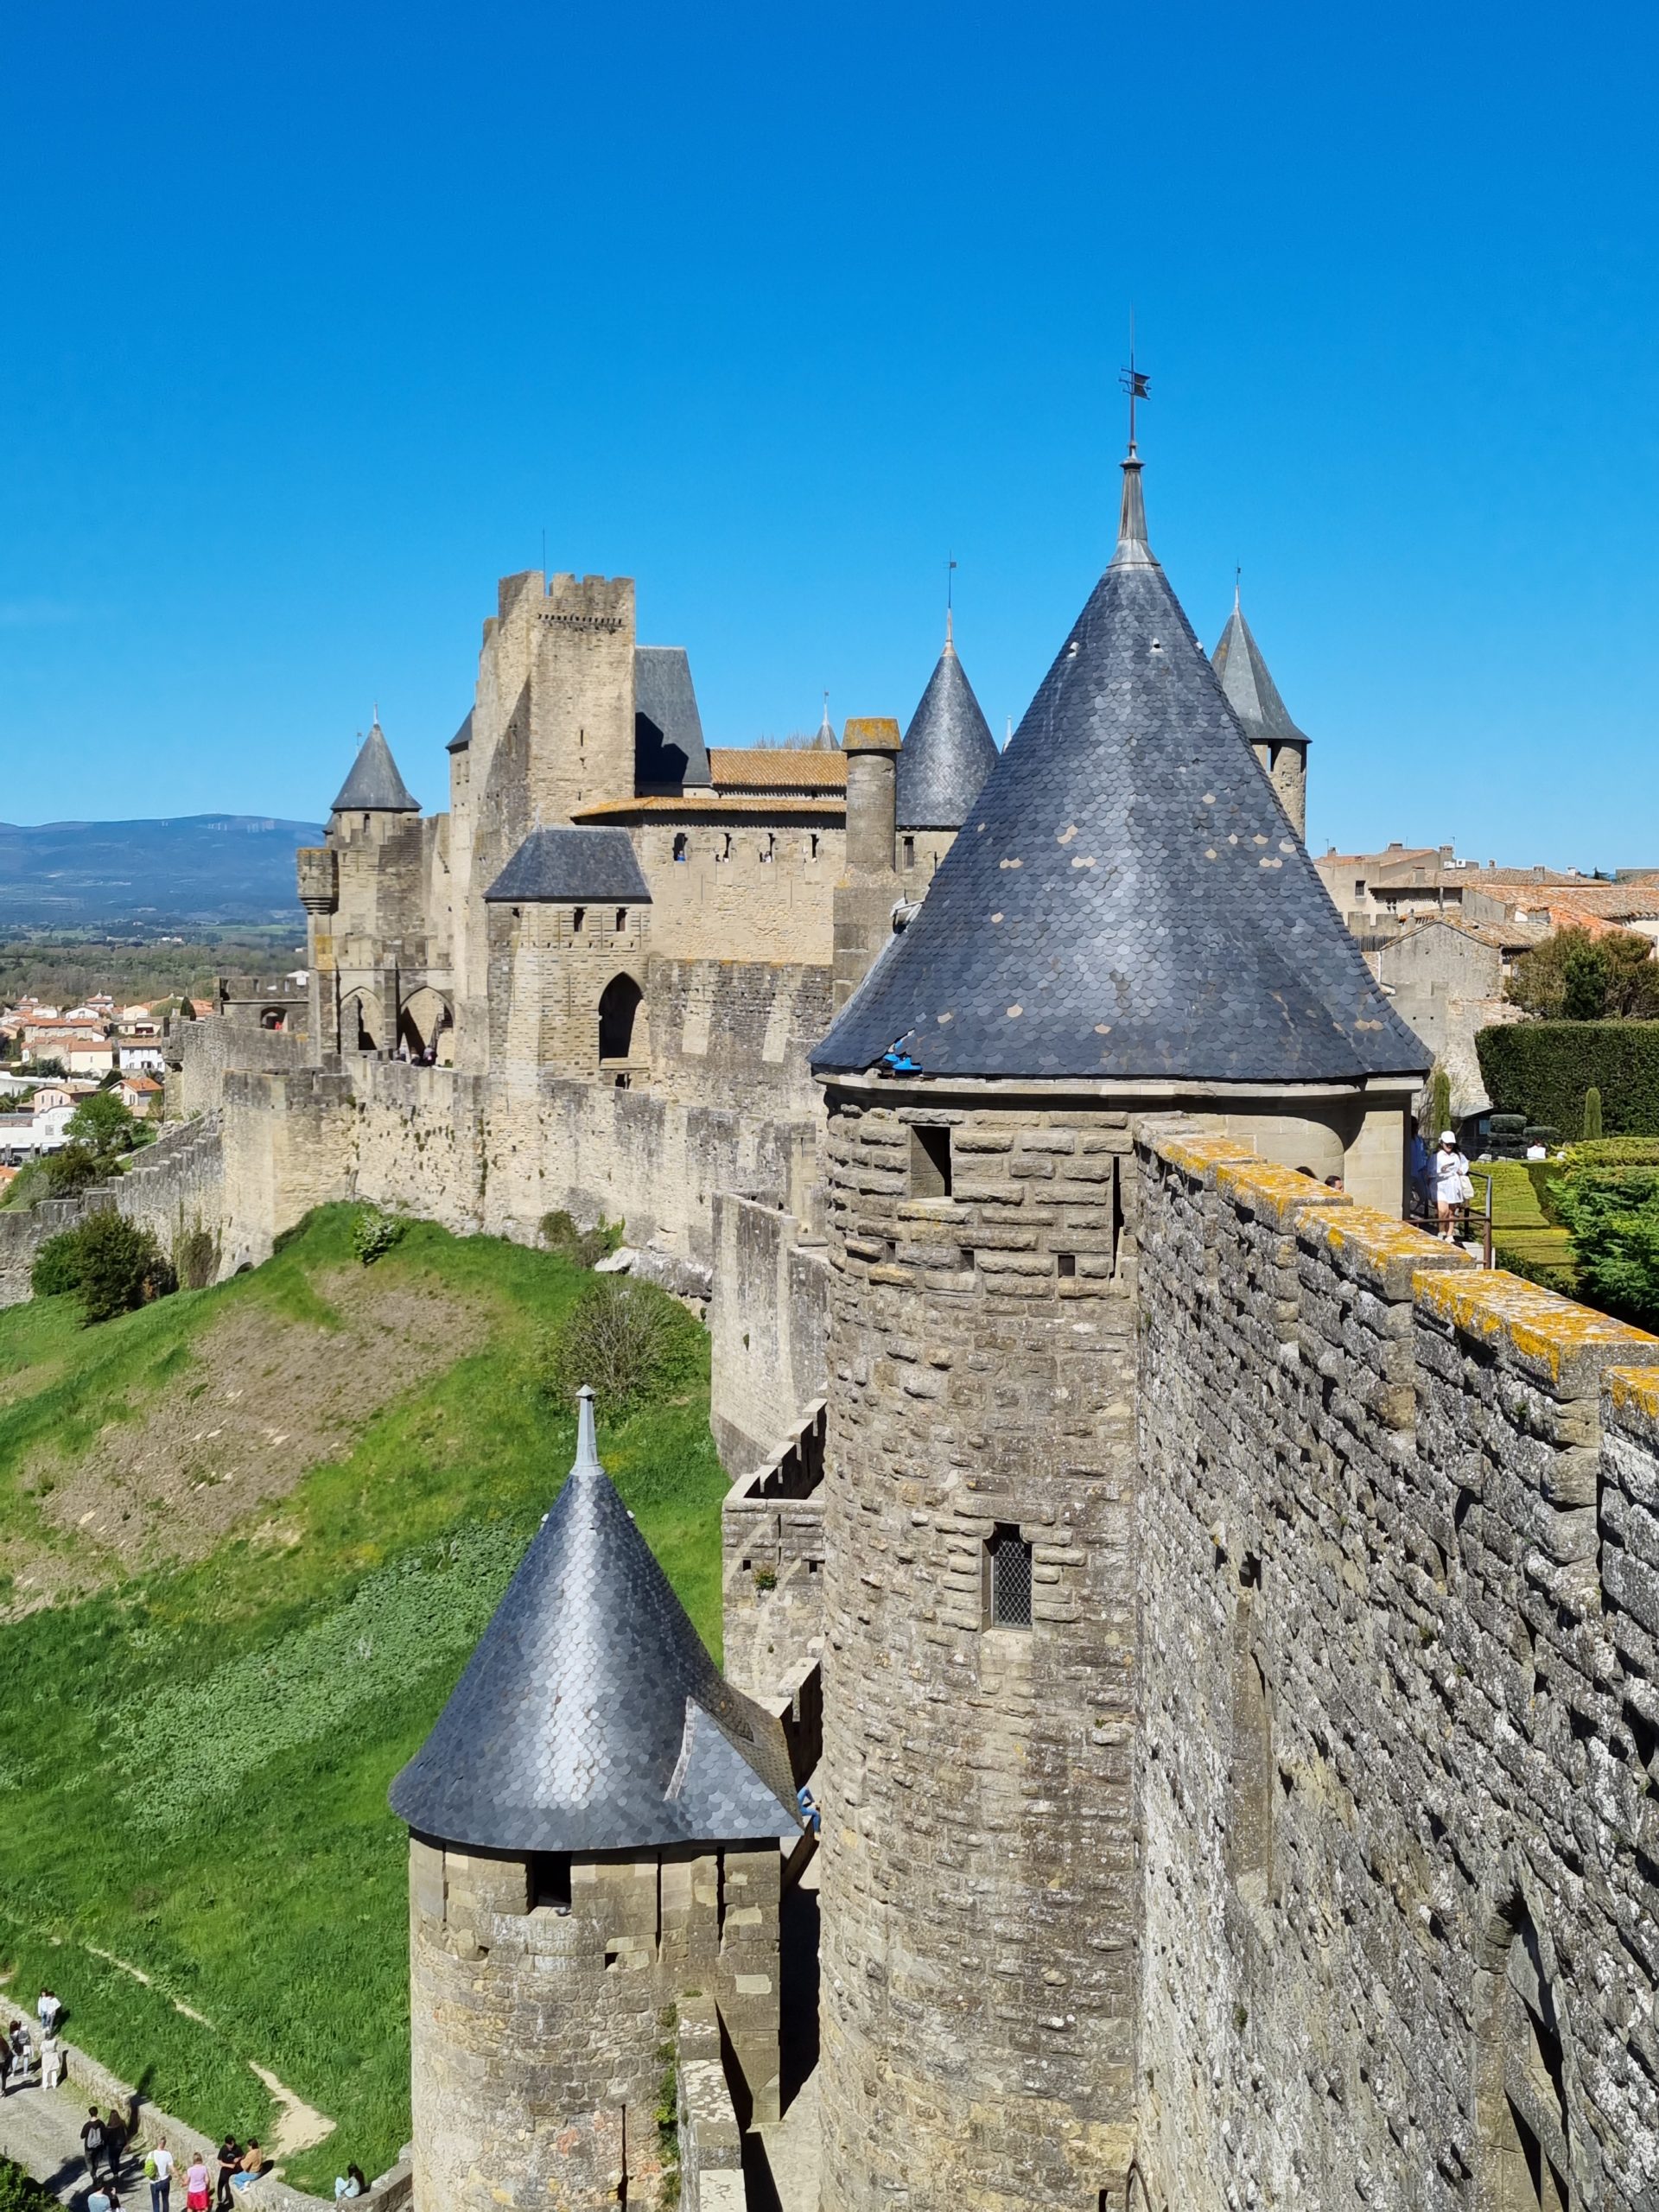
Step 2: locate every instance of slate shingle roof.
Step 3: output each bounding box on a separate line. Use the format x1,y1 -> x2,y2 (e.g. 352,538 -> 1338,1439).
390,1391 -> 801,1853
332,721 -> 421,813
446,710 -> 474,754
895,638 -> 1001,830
811,454 -> 1430,1084
484,827 -> 652,905
635,646 -> 713,791
1210,594 -> 1309,753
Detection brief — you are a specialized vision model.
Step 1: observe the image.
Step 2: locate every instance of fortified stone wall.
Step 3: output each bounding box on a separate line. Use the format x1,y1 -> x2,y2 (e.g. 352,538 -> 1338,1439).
0,1115 -> 226,1307
1132,1123 -> 1659,2212
170,1019 -> 310,1120
624,821 -> 843,966
709,1194 -> 831,1474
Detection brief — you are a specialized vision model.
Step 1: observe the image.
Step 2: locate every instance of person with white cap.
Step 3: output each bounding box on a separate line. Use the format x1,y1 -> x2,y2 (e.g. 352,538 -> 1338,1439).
1434,1128 -> 1471,1242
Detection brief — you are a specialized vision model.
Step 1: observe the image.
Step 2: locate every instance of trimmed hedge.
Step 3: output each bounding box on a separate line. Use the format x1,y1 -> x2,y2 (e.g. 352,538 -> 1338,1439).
1476,1021 -> 1659,1139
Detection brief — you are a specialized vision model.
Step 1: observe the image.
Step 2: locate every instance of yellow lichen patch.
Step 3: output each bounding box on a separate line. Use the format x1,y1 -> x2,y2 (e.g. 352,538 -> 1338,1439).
1414,1267 -> 1659,1384
1607,1363 -> 1659,1421
1307,1204 -> 1466,1296
1154,1132 -> 1257,1182
1216,1157 -> 1350,1229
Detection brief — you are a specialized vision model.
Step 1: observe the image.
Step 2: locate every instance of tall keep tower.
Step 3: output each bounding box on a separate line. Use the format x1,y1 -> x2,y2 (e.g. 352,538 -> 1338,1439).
808,442 -> 1427,2209
1211,583 -> 1311,834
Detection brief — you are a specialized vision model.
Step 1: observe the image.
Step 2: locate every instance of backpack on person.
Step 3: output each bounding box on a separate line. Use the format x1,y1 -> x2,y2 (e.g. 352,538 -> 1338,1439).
85,2120 -> 105,2152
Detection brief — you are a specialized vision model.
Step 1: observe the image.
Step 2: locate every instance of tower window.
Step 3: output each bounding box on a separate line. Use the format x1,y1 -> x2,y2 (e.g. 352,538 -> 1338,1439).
615,907 -> 627,932
532,1853 -> 572,1910
572,906 -> 586,933
985,1525 -> 1032,1629
672,833 -> 688,862
1057,1252 -> 1077,1278
910,1125 -> 952,1198
760,833 -> 775,863
809,833 -> 820,860
902,835 -> 916,868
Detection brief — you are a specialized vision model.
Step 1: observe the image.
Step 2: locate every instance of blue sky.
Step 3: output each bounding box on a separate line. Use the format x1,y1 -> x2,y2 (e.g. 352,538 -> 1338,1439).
3,2 -> 1656,862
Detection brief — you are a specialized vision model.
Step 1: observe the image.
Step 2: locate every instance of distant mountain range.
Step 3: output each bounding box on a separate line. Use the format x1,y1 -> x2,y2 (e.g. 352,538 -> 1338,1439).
0,815 -> 327,926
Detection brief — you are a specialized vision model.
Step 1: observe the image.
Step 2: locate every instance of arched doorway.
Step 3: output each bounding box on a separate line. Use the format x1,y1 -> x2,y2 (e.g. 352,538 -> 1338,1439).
340,990 -> 384,1051
598,973 -> 645,1067
399,986 -> 454,1065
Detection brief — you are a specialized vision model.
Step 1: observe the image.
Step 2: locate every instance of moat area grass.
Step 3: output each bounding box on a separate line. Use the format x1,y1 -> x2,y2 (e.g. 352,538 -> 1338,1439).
0,1206 -> 726,2191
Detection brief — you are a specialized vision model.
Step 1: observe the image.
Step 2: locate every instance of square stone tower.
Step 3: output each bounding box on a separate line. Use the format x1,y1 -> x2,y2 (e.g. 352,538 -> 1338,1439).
806,450 -> 1429,2209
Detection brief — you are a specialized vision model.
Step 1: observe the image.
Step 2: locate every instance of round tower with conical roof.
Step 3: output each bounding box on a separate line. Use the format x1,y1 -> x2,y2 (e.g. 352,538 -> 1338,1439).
391,1390 -> 802,2211
808,447 -> 1428,2209
893,612 -> 1001,887
300,716 -> 431,1054
1211,583 -> 1311,835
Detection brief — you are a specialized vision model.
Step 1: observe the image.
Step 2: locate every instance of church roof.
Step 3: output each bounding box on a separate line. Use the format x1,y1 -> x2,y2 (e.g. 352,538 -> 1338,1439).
1210,593 -> 1308,752
484,826 -> 652,905
895,635 -> 1000,830
332,721 -> 421,813
446,710 -> 474,754
390,1392 -> 801,1853
635,647 -> 713,791
811,453 -> 1429,1086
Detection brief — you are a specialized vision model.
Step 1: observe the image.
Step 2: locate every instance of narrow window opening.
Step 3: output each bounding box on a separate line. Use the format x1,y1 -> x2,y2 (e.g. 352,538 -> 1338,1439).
615,907 -> 627,932
910,1124 -> 953,1198
533,1853 -> 572,1910
1057,1252 -> 1077,1279
902,835 -> 916,868
809,832 -> 820,859
760,833 -> 775,863
571,906 -> 586,933
672,833 -> 688,861
984,1524 -> 1033,1630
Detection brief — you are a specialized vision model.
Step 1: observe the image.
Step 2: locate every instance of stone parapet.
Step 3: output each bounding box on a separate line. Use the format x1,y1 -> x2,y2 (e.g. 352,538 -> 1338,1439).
674,1998 -> 744,2212
721,1398 -> 827,1700
1133,1117 -> 1659,2211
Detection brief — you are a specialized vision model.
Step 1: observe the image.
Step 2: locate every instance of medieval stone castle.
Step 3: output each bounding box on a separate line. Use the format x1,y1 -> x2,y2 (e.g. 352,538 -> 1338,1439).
7,445 -> 1656,2212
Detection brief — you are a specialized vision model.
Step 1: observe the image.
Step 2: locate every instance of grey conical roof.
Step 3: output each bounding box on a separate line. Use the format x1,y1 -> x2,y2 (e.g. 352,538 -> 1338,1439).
331,721 -> 420,813
390,1392 -> 800,1854
811,454 -> 1428,1085
895,635 -> 1001,830
1211,592 -> 1308,751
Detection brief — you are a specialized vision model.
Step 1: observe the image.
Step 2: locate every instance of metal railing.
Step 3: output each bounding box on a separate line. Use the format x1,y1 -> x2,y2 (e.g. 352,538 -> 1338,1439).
1406,1171 -> 1494,1268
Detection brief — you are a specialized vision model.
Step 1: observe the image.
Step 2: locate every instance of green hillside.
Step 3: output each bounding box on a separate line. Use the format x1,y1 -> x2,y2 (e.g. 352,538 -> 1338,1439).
0,1208 -> 727,2191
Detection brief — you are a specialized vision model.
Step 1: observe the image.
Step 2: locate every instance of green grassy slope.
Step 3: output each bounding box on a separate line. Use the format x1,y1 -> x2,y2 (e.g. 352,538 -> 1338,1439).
0,1208 -> 726,2190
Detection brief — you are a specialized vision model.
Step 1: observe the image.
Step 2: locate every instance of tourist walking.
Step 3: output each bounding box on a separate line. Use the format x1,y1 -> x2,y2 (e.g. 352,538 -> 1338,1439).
147,2136 -> 175,2212
9,2020 -> 31,2082
1434,1128 -> 1471,1242
105,2106 -> 130,2176
40,2029 -> 62,2089
36,1986 -> 61,2035
214,2137 -> 241,2209
185,2152 -> 212,2212
82,2106 -> 111,2186
0,2034 -> 11,2099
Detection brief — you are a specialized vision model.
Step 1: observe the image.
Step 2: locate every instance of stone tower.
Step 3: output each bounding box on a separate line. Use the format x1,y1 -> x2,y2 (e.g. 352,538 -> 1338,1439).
894,613 -> 1000,888
1211,582 -> 1310,835
807,445 -> 1427,2209
300,717 -> 426,1055
391,1391 -> 801,2211
481,824 -> 653,1078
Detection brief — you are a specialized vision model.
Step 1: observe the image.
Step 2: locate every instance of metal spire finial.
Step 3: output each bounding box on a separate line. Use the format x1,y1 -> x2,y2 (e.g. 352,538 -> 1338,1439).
574,1383 -> 601,1470
945,552 -> 957,651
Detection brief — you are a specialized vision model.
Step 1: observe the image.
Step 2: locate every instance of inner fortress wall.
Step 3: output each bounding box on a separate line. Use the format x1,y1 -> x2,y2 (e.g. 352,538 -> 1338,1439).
1132,1123 -> 1659,2212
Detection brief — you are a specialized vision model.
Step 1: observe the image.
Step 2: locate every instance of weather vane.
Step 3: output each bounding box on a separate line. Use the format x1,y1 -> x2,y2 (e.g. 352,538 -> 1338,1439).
1119,313 -> 1149,452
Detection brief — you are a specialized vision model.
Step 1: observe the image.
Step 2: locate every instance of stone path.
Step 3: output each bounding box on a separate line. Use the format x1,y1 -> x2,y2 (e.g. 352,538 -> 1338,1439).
0,2078 -> 141,2205
748,1851 -> 821,2212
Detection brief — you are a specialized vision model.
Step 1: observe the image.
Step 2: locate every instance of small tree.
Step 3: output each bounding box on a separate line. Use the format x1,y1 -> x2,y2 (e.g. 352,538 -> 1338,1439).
31,1211 -> 176,1325
543,1277 -> 705,1417
1508,925 -> 1659,1020
42,1142 -> 101,1197
1583,1085 -> 1604,1141
67,1090 -> 139,1160
1427,1065 -> 1452,1141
